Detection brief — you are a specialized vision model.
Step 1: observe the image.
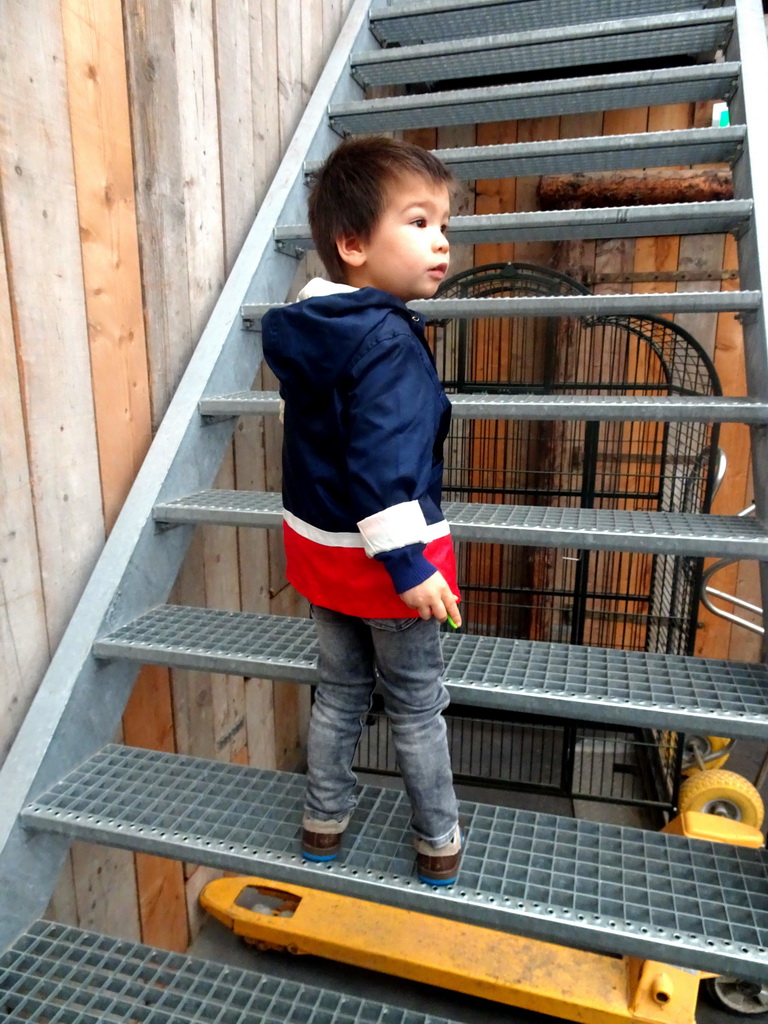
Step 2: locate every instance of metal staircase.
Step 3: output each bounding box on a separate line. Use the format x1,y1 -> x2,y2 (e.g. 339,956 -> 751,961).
2,0 -> 768,1016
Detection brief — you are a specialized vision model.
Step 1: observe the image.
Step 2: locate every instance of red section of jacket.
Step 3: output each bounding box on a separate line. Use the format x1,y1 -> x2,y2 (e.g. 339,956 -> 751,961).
283,522 -> 459,619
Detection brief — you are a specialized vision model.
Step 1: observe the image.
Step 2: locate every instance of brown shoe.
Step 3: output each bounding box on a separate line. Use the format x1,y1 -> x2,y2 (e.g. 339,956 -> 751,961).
414,826 -> 464,886
301,814 -> 349,862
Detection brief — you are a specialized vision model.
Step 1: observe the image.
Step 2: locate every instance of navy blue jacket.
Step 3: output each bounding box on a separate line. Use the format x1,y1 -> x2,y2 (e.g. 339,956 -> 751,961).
261,282 -> 458,618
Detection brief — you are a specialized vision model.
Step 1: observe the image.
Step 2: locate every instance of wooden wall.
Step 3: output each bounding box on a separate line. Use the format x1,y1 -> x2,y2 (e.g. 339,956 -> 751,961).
1,0 -> 352,950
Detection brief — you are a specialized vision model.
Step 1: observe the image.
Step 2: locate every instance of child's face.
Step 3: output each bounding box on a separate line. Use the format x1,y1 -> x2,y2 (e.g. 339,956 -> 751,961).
338,173 -> 450,302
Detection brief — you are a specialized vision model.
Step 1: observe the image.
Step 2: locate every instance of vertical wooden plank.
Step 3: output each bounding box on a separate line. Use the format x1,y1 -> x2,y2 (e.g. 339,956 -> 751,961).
276,0 -> 304,150
45,856 -> 79,926
173,0 -> 225,332
439,123 -> 475,277
0,0 -> 104,652
123,0 -> 193,423
301,0 -> 325,106
213,0 -> 257,273
474,121 -> 517,266
252,0 -> 280,203
695,235 -> 749,661
674,234 -> 725,360
0,200 -> 50,766
60,0 -> 153,531
647,102 -> 692,136
514,115 -> 560,268
123,664 -> 188,951
603,107 -> 648,136
70,843 -> 142,938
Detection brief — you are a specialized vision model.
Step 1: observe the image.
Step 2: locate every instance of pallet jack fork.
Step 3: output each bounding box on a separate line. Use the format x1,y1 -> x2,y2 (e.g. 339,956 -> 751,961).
201,812 -> 763,1024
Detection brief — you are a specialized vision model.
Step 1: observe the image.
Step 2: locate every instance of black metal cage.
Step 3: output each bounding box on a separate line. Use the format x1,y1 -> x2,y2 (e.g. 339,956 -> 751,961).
429,262 -> 722,657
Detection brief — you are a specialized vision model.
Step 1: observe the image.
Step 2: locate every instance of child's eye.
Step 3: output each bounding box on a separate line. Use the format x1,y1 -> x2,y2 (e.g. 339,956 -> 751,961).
412,218 -> 427,228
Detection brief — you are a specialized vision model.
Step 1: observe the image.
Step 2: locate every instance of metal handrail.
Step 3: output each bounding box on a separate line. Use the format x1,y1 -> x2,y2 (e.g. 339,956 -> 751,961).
700,504 -> 764,635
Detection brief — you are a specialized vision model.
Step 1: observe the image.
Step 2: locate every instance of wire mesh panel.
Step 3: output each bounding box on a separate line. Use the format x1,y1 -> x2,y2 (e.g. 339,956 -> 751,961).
354,700 -> 680,812
429,262 -> 721,656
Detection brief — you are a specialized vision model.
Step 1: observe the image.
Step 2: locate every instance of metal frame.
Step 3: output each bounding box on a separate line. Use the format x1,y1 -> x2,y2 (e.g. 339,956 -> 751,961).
729,0 -> 768,640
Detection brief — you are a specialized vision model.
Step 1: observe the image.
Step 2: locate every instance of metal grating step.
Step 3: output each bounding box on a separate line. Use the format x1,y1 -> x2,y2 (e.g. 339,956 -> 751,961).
369,0 -> 727,46
434,126 -> 744,181
275,202 -> 753,258
307,126 -> 745,182
0,920 -> 454,1024
93,604 -> 768,738
350,10 -> 735,88
330,63 -> 740,134
153,489 -> 768,560
21,744 -> 768,982
243,291 -> 761,323
199,390 -> 768,424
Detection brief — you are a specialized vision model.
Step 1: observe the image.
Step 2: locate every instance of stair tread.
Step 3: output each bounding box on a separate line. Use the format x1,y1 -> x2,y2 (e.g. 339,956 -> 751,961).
93,604 -> 768,738
331,63 -> 741,132
428,126 -> 745,178
1,920 -> 451,1024
351,10 -> 734,87
369,0 -> 726,45
22,744 -> 768,981
200,390 -> 768,424
153,488 -> 768,559
243,292 -> 761,321
276,201 -> 753,255
309,125 -> 746,180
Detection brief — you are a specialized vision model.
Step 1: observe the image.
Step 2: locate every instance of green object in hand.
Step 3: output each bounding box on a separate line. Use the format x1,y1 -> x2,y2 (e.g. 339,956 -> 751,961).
446,615 -> 459,630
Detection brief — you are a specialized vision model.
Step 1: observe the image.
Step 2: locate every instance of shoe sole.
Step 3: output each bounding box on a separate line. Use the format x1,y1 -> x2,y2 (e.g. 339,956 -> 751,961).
302,850 -> 338,862
417,872 -> 458,886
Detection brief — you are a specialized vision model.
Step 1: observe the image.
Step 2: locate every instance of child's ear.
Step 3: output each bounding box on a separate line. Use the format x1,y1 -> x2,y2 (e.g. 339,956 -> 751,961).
336,234 -> 366,268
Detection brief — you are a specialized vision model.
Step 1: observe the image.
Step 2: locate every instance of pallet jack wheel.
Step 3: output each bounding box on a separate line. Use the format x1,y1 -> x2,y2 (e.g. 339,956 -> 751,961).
703,976 -> 768,1016
681,734 -> 731,776
677,769 -> 765,828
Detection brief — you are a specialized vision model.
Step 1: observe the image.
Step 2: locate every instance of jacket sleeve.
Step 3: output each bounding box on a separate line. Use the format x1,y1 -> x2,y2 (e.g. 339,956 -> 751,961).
344,325 -> 444,594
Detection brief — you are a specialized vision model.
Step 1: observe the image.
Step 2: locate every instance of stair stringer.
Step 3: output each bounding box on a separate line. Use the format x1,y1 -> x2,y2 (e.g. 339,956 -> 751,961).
0,0 -> 375,953
729,0 -> 768,638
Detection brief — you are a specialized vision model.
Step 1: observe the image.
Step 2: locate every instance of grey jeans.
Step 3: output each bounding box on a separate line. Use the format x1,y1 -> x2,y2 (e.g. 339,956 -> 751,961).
305,605 -> 459,846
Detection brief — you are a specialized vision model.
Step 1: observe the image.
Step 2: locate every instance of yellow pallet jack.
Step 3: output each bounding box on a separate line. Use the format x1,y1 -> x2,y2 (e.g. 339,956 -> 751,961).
201,811 -> 763,1024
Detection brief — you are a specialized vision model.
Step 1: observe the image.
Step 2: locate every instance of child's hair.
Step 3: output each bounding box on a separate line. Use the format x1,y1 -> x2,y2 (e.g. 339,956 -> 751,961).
307,136 -> 454,283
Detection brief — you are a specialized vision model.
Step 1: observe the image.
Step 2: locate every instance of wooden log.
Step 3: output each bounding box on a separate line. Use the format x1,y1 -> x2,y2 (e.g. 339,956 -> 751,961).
539,169 -> 733,210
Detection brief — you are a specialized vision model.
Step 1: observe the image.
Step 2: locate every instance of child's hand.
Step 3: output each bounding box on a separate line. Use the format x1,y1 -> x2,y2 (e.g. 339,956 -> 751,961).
399,571 -> 462,627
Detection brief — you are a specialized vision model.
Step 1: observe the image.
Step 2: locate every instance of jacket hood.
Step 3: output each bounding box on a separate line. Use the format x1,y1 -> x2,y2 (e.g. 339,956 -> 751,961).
262,278 -> 424,389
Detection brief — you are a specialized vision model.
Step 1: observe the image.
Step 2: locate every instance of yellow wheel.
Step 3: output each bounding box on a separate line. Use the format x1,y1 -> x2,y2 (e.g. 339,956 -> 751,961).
678,769 -> 764,828
681,734 -> 732,776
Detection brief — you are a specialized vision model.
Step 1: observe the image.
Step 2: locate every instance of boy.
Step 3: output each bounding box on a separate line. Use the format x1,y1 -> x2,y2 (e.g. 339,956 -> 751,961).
262,136 -> 463,885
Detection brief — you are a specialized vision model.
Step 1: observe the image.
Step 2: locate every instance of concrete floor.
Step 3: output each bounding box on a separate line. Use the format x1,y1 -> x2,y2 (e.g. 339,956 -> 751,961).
190,735 -> 767,1024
